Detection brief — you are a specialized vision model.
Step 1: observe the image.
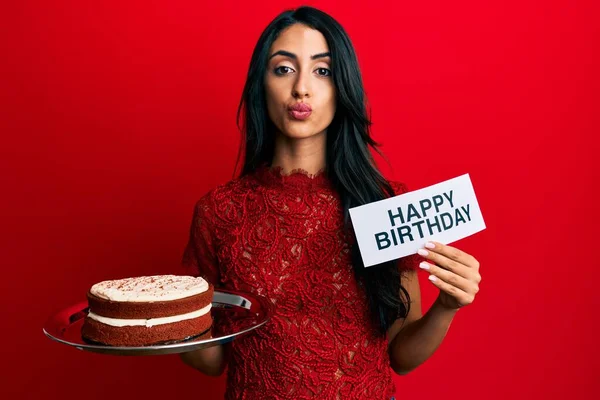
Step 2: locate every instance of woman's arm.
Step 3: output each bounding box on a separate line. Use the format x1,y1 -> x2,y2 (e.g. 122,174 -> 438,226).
179,198 -> 231,376
387,270 -> 458,375
179,342 -> 231,376
388,241 -> 481,375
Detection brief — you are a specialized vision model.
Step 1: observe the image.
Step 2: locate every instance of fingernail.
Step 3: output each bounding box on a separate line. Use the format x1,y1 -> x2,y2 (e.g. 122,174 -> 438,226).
419,262 -> 430,270
417,249 -> 429,257
428,275 -> 437,282
425,242 -> 436,249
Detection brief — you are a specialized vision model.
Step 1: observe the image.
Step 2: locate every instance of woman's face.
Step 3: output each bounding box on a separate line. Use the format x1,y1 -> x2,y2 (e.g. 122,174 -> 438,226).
265,24 -> 336,140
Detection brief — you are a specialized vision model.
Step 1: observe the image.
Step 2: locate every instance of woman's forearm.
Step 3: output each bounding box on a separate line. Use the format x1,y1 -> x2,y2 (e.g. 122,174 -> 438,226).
179,343 -> 229,376
389,298 -> 459,375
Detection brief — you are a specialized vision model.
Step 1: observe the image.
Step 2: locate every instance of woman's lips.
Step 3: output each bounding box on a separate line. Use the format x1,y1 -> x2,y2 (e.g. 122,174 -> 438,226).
288,110 -> 312,120
288,103 -> 312,120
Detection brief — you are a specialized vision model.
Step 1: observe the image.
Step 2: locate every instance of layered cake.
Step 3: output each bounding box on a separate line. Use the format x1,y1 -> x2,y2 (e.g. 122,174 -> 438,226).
81,275 -> 213,346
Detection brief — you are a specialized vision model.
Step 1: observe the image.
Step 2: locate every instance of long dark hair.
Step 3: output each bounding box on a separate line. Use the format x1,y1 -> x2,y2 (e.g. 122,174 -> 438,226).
235,6 -> 410,334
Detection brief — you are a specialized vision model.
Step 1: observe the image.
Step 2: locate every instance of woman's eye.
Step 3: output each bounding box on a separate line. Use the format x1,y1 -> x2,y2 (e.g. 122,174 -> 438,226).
273,66 -> 331,76
316,68 -> 332,77
274,66 -> 294,75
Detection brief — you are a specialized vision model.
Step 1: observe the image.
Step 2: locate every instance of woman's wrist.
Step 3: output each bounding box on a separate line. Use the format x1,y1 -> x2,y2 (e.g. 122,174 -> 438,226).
430,296 -> 460,319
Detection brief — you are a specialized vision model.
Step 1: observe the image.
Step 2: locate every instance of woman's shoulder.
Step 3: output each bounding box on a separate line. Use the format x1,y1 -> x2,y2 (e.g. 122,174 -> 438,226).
193,174 -> 256,216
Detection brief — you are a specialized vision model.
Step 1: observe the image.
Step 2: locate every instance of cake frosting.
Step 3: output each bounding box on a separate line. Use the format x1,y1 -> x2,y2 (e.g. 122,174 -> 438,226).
90,274 -> 209,302
87,303 -> 212,327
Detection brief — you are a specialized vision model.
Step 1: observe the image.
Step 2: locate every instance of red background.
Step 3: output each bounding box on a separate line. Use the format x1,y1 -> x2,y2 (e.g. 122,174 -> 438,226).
2,0 -> 599,399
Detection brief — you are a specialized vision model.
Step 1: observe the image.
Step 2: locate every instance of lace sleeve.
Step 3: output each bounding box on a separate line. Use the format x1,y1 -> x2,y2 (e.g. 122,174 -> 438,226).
181,196 -> 220,285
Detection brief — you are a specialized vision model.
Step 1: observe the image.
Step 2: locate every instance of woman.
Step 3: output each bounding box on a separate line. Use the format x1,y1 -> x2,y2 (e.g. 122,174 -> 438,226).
180,6 -> 482,400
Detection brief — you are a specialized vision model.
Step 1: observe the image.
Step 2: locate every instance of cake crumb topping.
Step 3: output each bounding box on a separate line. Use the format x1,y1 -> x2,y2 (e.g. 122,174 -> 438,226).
90,275 -> 209,302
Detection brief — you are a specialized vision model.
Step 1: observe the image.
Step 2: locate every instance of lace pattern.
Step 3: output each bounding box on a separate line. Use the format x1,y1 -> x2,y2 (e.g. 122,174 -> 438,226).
182,166 -> 414,399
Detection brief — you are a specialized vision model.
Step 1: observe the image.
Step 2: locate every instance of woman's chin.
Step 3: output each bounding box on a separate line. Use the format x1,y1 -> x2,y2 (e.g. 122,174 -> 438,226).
278,127 -> 327,140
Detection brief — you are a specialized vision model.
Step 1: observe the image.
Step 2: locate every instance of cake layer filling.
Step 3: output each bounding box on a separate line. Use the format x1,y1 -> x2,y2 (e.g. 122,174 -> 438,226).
90,275 -> 209,302
87,304 -> 212,327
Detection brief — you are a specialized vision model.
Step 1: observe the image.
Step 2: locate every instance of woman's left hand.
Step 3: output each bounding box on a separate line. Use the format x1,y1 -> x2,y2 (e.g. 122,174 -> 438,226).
417,241 -> 482,311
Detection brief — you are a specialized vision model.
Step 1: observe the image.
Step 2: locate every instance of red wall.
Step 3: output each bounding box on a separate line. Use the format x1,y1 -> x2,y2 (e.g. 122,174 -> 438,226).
2,1 -> 598,398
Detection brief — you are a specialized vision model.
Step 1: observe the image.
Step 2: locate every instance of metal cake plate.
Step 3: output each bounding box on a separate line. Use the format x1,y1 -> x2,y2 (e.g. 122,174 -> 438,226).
43,289 -> 271,356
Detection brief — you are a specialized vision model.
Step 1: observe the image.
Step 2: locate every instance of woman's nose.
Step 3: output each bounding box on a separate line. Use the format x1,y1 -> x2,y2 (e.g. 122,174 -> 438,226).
292,71 -> 311,98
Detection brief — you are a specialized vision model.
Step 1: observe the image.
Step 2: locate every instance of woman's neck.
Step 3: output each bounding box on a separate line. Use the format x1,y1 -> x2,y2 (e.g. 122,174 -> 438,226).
271,132 -> 327,175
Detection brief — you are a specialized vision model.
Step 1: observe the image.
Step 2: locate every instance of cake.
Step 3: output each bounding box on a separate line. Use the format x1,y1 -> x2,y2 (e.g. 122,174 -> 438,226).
81,275 -> 213,346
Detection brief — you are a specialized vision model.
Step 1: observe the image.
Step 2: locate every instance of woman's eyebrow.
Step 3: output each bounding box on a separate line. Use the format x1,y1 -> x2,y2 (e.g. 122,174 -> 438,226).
269,50 -> 331,60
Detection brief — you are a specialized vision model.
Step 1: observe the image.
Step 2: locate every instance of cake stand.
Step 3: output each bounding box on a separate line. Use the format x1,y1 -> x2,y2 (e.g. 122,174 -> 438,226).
43,289 -> 271,356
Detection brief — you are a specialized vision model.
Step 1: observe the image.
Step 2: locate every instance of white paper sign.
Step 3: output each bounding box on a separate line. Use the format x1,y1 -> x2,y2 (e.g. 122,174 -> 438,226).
349,174 -> 486,267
